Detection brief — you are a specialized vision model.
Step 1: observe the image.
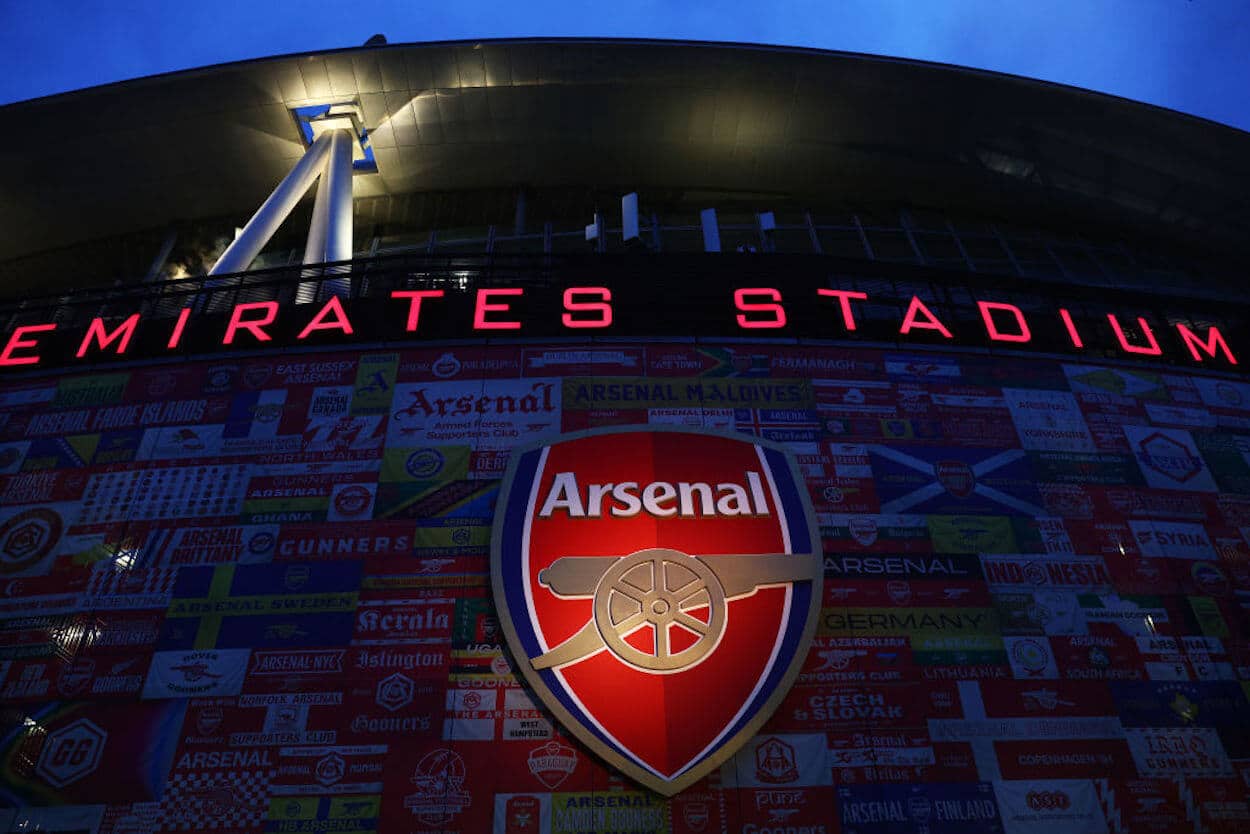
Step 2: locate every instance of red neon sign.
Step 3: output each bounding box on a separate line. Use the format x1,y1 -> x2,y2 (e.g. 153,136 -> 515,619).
1,285 -> 1240,371
473,288 -> 524,330
734,288 -> 786,329
977,301 -> 1032,344
0,324 -> 57,367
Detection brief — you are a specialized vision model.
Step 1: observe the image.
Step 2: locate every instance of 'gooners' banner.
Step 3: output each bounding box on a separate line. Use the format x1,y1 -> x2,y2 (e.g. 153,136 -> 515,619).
492,427 -> 822,794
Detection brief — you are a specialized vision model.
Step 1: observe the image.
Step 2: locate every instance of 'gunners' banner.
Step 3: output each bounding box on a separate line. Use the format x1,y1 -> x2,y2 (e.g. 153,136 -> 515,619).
492,427 -> 822,794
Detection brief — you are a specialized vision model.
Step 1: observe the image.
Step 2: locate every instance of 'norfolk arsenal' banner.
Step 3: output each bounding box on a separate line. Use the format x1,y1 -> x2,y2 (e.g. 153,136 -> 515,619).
492,427 -> 822,794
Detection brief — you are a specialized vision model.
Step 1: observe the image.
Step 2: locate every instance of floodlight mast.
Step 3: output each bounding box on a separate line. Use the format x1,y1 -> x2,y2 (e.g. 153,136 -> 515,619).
208,128 -> 355,276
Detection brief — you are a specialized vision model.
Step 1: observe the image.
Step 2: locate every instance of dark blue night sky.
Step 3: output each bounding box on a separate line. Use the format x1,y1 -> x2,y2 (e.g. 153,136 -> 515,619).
2,0 -> 1247,131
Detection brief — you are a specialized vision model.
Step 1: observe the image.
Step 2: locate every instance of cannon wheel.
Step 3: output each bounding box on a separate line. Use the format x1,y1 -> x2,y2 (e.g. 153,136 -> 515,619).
593,548 -> 726,672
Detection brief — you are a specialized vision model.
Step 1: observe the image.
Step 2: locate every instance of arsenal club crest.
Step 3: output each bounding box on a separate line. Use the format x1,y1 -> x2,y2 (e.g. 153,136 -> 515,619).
492,427 -> 822,794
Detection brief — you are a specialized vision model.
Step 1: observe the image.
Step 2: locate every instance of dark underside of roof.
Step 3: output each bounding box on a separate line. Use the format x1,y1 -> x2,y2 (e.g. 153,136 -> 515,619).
1,38 -> 1246,286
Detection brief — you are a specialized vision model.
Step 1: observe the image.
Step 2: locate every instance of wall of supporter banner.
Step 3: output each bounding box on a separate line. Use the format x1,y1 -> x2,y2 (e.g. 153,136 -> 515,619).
2,338 -> 1250,833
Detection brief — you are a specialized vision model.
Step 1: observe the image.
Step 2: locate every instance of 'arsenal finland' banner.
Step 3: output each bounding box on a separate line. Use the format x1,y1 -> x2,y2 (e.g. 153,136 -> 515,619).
492,427 -> 822,794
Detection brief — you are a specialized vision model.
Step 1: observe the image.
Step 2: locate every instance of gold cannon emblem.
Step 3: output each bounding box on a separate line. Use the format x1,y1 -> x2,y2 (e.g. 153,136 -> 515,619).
532,548 -> 820,673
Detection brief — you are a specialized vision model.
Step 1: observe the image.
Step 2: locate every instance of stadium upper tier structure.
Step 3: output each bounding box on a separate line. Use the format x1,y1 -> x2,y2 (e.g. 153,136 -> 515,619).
1,37 -> 1250,834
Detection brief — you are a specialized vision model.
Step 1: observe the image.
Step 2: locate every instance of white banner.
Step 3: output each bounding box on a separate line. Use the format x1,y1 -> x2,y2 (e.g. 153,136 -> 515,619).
386,379 -> 560,450
1003,389 -> 1097,452
142,649 -> 249,698
993,779 -> 1107,834
1125,727 -> 1233,777
720,733 -> 830,788
1128,519 -> 1217,560
1123,425 -> 1217,492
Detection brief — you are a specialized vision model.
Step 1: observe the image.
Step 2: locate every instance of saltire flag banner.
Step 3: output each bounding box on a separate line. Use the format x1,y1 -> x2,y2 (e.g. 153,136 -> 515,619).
869,444 -> 1045,516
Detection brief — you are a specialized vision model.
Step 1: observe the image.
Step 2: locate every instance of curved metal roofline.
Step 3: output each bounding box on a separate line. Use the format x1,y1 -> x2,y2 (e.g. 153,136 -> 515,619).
2,36 -> 1245,139
2,36 -> 1248,281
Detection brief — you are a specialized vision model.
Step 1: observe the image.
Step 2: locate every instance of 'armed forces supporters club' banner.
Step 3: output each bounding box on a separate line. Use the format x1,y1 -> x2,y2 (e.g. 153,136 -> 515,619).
2,339 -> 1250,833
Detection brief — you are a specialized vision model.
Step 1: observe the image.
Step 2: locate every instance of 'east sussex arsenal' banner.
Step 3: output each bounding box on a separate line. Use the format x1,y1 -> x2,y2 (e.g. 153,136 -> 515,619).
492,427 -> 822,794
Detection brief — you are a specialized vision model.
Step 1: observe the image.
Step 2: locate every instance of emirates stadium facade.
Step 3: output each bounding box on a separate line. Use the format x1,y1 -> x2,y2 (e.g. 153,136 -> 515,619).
2,37 -> 1250,834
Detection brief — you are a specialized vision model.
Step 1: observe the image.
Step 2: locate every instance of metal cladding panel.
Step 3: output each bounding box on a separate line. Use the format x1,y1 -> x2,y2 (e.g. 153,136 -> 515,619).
1,38 -> 1249,266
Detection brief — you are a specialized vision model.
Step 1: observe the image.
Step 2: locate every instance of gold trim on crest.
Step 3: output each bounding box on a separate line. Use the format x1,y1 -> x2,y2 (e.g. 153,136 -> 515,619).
490,425 -> 824,796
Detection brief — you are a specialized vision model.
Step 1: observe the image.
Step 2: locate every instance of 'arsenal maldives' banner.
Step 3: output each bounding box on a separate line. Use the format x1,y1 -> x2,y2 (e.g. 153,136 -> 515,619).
492,427 -> 822,794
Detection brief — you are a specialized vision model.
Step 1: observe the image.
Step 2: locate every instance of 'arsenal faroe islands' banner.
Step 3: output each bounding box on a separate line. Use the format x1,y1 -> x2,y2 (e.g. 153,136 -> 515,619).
492,427 -> 822,794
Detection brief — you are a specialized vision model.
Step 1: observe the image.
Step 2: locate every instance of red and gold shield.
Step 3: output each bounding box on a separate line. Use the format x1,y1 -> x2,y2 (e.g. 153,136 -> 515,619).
492,427 -> 822,794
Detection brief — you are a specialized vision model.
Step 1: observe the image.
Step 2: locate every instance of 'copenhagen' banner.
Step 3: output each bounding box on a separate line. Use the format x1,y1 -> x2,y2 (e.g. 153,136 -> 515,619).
1,272 -> 1240,372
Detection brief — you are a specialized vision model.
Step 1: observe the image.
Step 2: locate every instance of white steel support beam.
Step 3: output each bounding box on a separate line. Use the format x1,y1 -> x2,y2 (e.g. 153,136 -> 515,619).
302,166 -> 331,267
303,129 -> 354,266
297,128 -> 355,301
208,129 -> 345,276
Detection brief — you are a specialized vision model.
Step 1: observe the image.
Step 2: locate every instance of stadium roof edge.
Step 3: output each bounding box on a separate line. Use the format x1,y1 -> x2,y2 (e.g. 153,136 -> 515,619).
1,36 -> 1246,140
2,37 -> 1247,272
